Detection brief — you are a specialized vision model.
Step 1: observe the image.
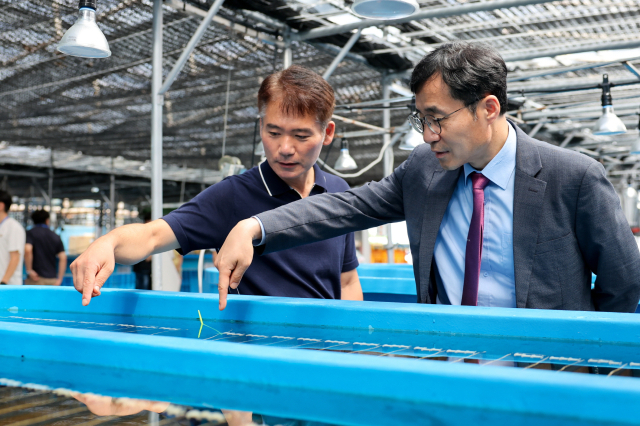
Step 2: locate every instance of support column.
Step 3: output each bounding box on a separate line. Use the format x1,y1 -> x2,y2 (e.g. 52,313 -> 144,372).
221,68 -> 231,158
180,163 -> 186,204
48,151 -> 54,227
110,173 -> 115,231
322,28 -> 362,80
283,31 -> 292,69
151,0 -> 163,291
96,200 -> 103,239
25,187 -> 32,227
382,76 -> 394,263
361,229 -> 371,264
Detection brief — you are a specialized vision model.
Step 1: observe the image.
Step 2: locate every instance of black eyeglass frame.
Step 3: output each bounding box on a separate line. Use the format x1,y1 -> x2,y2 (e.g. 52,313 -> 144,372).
407,98 -> 482,135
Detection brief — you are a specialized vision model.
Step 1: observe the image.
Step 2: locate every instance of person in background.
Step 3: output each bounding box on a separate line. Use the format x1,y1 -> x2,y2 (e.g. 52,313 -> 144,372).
71,65 -> 361,306
0,190 -> 26,286
25,209 -> 67,286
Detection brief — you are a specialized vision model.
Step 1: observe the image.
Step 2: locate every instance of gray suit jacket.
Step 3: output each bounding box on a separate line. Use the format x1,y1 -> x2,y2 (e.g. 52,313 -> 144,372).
257,124 -> 640,313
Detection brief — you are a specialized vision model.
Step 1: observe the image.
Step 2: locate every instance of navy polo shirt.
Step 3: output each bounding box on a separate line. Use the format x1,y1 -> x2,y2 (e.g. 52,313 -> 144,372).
163,161 -> 358,299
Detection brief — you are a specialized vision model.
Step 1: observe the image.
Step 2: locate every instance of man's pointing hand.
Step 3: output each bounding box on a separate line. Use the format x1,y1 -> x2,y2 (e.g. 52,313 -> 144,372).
214,218 -> 262,310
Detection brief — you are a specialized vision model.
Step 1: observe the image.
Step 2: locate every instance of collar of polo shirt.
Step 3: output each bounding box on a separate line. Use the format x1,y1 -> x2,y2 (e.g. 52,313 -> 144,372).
259,161 -> 328,197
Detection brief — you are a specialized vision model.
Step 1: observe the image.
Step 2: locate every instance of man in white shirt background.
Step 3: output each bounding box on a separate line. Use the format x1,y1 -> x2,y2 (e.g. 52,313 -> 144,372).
0,190 -> 26,286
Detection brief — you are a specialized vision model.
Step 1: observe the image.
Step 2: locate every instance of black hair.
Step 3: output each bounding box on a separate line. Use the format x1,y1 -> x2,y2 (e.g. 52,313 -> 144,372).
0,190 -> 12,213
31,209 -> 50,225
409,42 -> 507,115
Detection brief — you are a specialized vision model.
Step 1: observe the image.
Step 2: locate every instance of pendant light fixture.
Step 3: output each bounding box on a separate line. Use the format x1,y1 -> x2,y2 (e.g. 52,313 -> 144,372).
400,97 -> 423,150
351,0 -> 419,19
254,140 -> 265,156
57,0 -> 111,59
593,74 -> 626,136
399,128 -> 423,150
333,138 -> 358,171
631,114 -> 640,155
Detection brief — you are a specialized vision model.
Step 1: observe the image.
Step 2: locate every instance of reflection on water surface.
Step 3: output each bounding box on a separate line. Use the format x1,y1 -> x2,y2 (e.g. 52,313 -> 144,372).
0,384 -> 337,426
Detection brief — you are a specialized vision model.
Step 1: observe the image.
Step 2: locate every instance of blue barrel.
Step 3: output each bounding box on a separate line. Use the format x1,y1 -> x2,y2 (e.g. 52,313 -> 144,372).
180,253 -> 214,292
202,267 -> 219,293
356,263 -> 414,279
357,264 -> 416,303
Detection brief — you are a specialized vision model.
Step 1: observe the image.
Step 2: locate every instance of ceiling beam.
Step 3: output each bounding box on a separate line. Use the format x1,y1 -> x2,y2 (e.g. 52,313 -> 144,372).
623,61 -> 640,81
0,169 -> 48,178
508,57 -> 640,82
504,39 -> 640,62
293,0 -> 555,41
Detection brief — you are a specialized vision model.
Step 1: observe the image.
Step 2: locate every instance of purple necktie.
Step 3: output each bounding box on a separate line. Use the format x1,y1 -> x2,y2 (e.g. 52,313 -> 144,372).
461,172 -> 490,306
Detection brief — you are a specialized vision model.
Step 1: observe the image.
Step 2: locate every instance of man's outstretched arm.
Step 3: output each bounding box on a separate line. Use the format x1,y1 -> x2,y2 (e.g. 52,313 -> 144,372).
340,269 -> 362,301
71,219 -> 179,306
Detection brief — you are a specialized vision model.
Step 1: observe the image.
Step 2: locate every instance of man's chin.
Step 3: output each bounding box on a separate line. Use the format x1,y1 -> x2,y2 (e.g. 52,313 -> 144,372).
437,158 -> 460,171
273,165 -> 302,180
274,165 -> 299,174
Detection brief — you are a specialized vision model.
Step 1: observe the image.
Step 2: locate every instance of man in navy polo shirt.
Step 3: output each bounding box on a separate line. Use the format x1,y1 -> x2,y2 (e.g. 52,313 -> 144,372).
71,65 -> 361,307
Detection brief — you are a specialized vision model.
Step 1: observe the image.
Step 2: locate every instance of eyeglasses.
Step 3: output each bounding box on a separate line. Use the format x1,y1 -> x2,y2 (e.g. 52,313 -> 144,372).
407,105 -> 467,135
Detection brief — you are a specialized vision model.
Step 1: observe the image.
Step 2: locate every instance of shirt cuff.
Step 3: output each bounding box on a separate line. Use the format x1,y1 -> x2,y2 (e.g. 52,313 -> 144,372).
251,216 -> 266,246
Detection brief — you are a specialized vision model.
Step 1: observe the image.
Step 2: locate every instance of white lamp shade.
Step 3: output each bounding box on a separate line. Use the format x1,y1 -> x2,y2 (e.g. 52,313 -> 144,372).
631,138 -> 640,155
351,0 -> 419,19
57,8 -> 111,59
593,106 -> 627,136
254,141 -> 265,156
627,186 -> 638,198
334,149 -> 358,171
399,129 -> 424,151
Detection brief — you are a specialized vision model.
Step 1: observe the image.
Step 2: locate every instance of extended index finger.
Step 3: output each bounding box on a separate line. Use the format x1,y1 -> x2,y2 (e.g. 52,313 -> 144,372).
217,267 -> 230,311
81,264 -> 99,306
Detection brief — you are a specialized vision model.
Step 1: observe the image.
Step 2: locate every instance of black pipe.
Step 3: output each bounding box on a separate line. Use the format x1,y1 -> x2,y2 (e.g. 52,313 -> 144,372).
251,117 -> 259,168
321,138 -> 336,171
601,74 -> 613,107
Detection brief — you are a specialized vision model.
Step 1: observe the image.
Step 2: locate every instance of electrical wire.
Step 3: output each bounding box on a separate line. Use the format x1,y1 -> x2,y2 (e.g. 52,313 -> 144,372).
251,117 -> 259,169
320,136 -> 336,171
317,125 -> 409,178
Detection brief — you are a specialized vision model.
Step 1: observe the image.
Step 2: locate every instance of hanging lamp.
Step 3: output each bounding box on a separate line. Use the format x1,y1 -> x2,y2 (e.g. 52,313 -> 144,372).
400,97 -> 423,150
351,0 -> 419,19
630,114 -> 640,155
399,128 -> 423,150
57,0 -> 111,58
593,74 -> 626,136
333,139 -> 358,171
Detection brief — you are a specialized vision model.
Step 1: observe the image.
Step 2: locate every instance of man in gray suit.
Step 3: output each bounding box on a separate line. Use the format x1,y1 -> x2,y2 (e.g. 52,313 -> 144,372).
214,42 -> 640,313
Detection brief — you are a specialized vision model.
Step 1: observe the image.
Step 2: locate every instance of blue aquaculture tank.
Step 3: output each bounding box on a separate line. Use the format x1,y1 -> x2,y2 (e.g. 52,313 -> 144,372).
1,286 -> 640,426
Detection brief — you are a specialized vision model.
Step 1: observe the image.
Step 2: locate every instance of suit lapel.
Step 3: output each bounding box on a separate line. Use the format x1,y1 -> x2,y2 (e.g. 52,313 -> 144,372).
418,167 -> 460,303
512,125 -> 547,308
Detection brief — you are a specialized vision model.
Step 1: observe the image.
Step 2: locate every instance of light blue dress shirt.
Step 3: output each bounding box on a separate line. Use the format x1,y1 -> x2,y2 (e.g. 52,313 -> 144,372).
433,123 -> 517,308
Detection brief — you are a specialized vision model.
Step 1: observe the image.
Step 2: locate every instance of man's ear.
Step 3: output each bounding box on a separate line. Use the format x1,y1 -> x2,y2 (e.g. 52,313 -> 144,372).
323,121 -> 335,146
482,95 -> 501,123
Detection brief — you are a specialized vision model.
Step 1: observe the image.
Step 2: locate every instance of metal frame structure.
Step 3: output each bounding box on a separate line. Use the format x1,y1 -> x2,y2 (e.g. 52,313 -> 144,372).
2,0 -> 640,193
